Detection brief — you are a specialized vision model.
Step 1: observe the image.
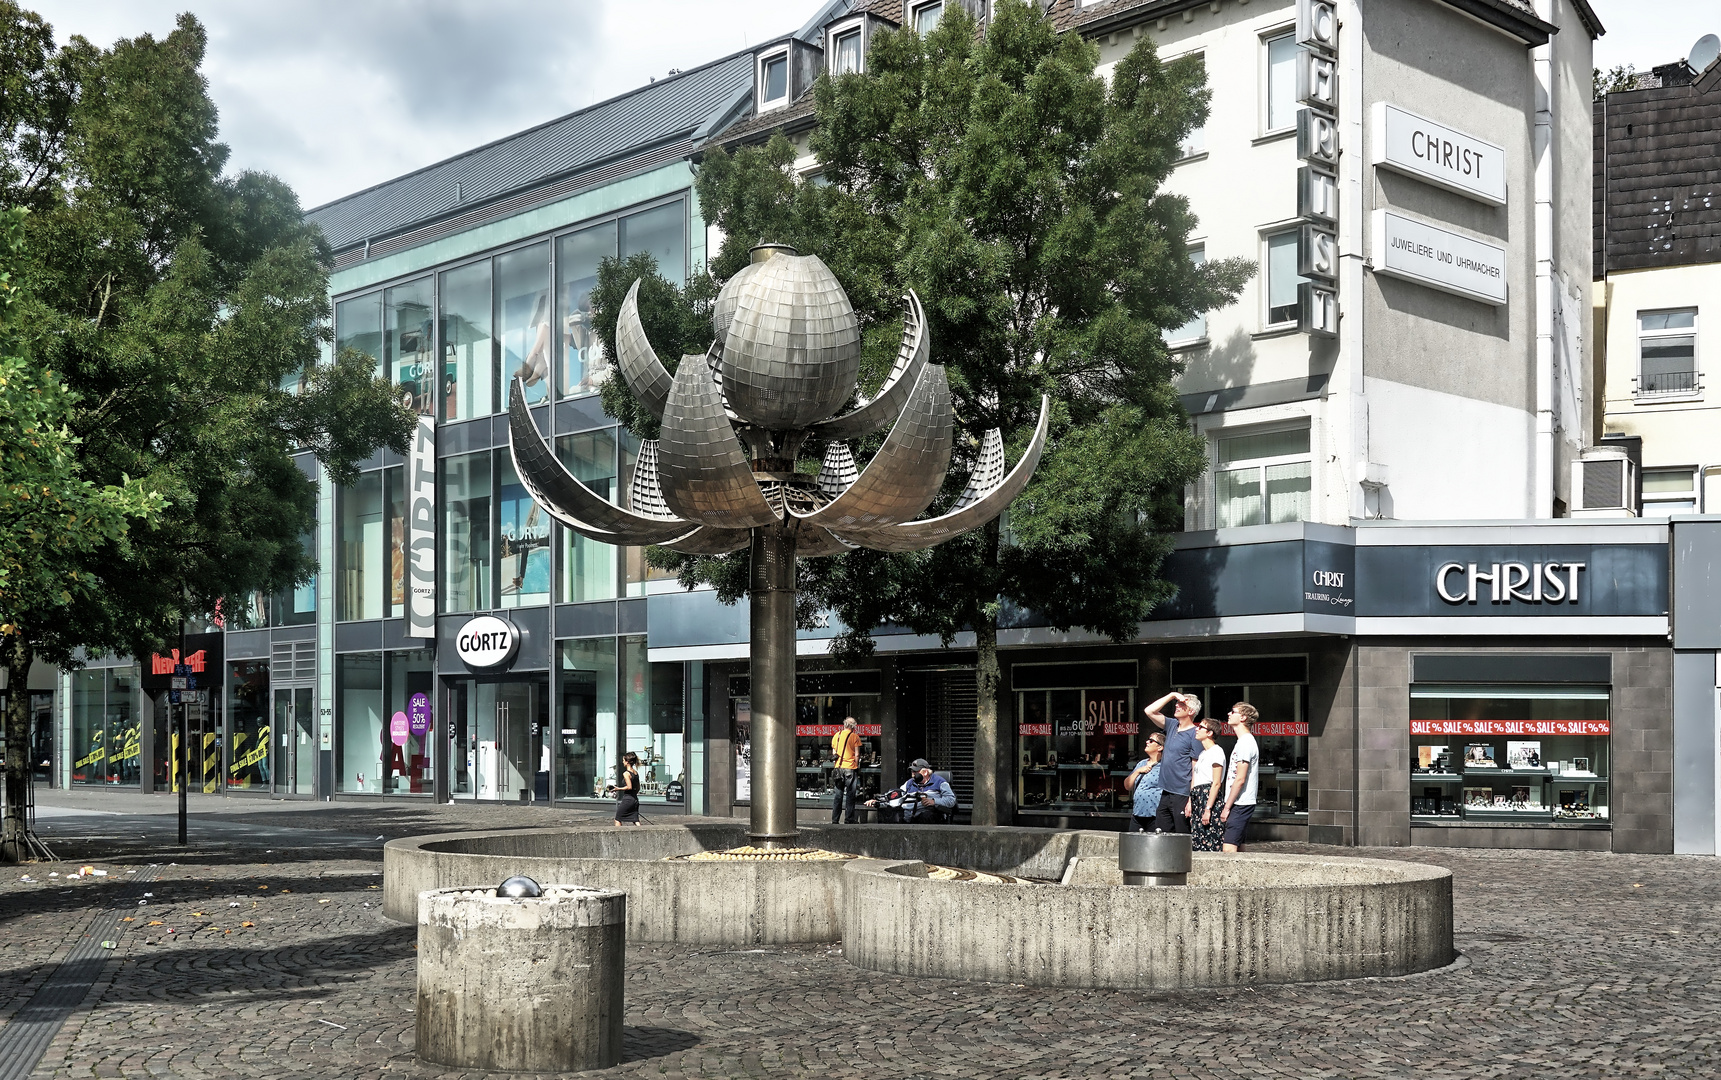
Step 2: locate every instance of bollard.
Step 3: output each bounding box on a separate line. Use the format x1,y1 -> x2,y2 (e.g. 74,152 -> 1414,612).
416,884 -> 626,1072
1117,832 -> 1192,886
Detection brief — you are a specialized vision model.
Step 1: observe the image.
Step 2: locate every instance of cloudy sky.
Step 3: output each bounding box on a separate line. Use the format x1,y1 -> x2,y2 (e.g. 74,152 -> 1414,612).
31,0 -> 1718,210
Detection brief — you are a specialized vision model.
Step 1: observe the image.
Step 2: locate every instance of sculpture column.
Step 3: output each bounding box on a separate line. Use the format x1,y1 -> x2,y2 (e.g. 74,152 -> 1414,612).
748,524 -> 798,847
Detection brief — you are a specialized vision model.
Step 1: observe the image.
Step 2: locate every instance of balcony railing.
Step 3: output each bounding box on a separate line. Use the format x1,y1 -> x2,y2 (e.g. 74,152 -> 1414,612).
1635,369 -> 1702,397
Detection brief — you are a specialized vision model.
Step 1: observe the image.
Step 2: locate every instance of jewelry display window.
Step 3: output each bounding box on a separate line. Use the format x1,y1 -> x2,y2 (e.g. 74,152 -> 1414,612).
1410,682 -> 1611,826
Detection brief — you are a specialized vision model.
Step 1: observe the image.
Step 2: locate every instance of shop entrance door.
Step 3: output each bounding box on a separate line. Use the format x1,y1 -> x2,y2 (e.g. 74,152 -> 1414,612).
451,677 -> 547,801
271,687 -> 315,796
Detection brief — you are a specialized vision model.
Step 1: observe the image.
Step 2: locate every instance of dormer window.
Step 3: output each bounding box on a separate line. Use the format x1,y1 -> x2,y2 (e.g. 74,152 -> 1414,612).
759,50 -> 790,110
833,27 -> 862,75
911,1 -> 945,35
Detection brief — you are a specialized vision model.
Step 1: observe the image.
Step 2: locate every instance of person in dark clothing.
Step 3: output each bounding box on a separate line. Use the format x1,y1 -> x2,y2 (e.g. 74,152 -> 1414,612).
613,751 -> 641,825
1143,691 -> 1202,833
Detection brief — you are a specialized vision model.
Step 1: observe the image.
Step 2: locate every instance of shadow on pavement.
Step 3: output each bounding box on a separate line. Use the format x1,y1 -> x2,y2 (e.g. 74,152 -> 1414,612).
0,871 -> 384,923
622,1026 -> 702,1063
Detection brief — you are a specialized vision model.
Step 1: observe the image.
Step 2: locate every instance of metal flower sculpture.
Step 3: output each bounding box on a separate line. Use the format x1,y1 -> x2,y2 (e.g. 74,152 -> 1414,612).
509,244 -> 1048,846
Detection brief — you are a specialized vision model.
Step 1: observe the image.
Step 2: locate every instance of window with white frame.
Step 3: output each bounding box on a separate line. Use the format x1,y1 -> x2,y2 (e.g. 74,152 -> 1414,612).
1265,229 -> 1303,327
759,51 -> 789,110
1180,53 -> 1207,156
1264,32 -> 1298,133
1164,246 -> 1207,345
912,1 -> 945,34
832,26 -> 863,74
1641,467 -> 1698,516
1214,426 -> 1312,529
1637,308 -> 1698,396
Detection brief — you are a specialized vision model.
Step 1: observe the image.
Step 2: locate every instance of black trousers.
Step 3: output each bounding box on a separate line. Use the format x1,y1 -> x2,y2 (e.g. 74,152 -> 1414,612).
1154,795 -> 1191,833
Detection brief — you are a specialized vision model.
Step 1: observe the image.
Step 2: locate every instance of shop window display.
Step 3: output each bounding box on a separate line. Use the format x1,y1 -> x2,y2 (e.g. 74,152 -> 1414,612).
227,661 -> 271,789
384,650 -> 436,794
336,653 -> 384,793
496,242 -> 551,407
794,694 -> 884,805
338,471 -> 386,621
1017,687 -> 1136,814
71,669 -> 109,785
1410,683 -> 1610,824
496,457 -> 550,608
442,451 -> 492,613
556,222 -> 617,398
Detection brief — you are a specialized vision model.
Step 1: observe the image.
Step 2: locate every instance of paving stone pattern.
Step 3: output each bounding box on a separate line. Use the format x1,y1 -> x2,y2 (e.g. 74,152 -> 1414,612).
3,802 -> 1719,1079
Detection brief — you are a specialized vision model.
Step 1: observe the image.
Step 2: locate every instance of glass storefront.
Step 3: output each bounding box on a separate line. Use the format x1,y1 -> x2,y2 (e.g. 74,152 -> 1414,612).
557,221 -> 617,397
450,675 -> 549,801
559,637 -> 619,799
335,650 -> 436,795
496,242 -> 551,407
227,660 -> 271,789
1017,687 -> 1136,815
1173,682 -> 1308,821
1410,683 -> 1611,824
386,278 -> 435,414
442,452 -> 492,614
71,668 -> 140,786
497,458 -> 551,609
440,260 -> 493,421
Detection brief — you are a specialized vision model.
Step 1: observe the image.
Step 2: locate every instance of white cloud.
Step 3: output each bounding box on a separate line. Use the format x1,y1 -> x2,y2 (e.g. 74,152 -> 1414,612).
32,0 -> 815,207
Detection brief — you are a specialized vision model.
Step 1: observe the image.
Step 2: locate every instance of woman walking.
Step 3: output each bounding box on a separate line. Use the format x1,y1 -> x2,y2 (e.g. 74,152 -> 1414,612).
614,751 -> 642,826
1188,720 -> 1227,852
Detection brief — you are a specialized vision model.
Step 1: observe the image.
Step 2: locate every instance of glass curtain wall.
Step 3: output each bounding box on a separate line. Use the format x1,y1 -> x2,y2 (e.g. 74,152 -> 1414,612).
557,431 -> 618,602
227,660 -> 271,789
270,531 -> 317,626
336,292 -> 384,373
440,261 -> 494,421
386,279 -> 434,414
386,465 -> 406,617
339,471 -> 386,621
557,222 -> 617,397
559,638 -> 618,799
497,457 -> 551,608
442,452 -> 492,613
620,203 -> 685,287
70,669 -> 107,784
497,243 -> 551,407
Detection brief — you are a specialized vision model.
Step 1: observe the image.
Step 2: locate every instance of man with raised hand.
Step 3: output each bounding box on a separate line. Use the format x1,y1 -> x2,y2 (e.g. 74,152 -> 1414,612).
1143,691 -> 1202,833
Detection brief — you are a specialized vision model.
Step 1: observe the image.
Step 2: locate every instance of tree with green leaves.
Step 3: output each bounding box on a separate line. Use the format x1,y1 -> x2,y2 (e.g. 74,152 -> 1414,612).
594,0 -> 1251,824
0,5 -> 412,861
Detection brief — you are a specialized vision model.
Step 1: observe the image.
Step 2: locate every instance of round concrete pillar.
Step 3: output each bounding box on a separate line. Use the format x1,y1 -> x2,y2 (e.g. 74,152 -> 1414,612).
1118,832 -> 1191,886
416,884 -> 626,1072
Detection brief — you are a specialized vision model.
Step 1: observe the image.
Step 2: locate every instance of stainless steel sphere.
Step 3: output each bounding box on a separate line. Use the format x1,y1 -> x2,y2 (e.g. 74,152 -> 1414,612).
496,875 -> 544,898
718,249 -> 861,430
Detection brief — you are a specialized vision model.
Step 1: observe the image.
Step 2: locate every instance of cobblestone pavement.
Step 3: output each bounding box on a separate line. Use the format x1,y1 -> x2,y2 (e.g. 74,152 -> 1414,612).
4,798 -> 1719,1079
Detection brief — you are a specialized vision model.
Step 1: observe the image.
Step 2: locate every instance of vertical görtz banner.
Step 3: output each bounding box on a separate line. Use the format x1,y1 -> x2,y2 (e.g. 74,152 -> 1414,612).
407,413 -> 436,637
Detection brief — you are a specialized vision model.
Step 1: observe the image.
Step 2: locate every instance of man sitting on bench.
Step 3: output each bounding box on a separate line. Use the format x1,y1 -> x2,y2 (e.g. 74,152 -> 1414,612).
896,759 -> 956,824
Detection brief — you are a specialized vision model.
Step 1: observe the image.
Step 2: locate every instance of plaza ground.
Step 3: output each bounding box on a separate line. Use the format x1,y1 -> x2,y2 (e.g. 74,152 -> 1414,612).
1,792 -> 1716,1079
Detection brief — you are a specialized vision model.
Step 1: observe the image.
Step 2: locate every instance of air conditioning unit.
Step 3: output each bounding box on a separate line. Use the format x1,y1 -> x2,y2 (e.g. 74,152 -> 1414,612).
1571,449 -> 1638,517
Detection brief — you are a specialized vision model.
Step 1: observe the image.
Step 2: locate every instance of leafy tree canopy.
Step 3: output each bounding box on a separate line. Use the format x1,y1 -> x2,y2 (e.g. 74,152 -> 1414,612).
0,4 -> 412,859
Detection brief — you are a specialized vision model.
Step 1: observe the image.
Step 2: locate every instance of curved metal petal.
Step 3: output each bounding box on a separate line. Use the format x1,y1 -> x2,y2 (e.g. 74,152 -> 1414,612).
506,376 -> 699,546
656,351 -> 780,528
830,394 -> 1051,553
793,525 -> 854,557
792,363 -> 953,530
660,526 -> 753,555
952,428 -> 1005,512
816,442 -> 857,501
626,440 -> 676,520
809,291 -> 930,441
616,279 -> 673,421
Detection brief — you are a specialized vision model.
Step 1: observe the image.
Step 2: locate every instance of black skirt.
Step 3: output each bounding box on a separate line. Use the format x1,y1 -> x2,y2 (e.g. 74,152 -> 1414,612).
615,792 -> 641,823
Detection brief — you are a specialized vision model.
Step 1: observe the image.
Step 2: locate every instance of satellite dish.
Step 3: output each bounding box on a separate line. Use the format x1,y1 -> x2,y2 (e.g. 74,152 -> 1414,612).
1690,34 -> 1721,74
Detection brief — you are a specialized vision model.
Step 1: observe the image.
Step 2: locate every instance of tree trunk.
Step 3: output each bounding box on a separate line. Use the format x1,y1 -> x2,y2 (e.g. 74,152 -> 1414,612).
970,518 -> 1006,828
970,615 -> 1003,827
1,635 -> 34,864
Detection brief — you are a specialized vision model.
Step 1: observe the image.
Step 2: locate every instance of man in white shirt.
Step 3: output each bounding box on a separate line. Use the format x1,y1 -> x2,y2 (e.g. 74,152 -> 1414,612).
1219,702 -> 1260,853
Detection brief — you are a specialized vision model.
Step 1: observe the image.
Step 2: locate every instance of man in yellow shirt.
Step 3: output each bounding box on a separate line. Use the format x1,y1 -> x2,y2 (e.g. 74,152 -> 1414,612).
830,716 -> 861,824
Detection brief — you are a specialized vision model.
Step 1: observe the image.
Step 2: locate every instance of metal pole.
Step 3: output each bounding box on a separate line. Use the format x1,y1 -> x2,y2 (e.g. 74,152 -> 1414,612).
177,621 -> 187,846
747,525 -> 797,848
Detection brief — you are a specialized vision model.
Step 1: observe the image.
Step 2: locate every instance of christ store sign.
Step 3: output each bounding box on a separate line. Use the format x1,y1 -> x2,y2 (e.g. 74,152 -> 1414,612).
1295,0 -> 1340,337
1371,103 -> 1506,206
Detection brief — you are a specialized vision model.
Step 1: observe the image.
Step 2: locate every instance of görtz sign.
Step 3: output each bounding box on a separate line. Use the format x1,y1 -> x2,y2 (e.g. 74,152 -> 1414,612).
1371,103 -> 1506,206
455,614 -> 521,670
1372,210 -> 1507,306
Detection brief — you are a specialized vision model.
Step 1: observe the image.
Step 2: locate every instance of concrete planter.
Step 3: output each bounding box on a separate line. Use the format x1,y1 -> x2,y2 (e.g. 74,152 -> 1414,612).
416,885 -> 625,1072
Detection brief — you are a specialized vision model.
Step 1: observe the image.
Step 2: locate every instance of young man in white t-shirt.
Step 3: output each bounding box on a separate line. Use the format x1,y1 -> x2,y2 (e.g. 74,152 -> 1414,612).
1219,702 -> 1260,853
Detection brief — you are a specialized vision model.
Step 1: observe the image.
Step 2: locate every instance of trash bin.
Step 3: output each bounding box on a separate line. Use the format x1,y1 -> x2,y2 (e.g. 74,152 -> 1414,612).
1117,832 -> 1192,886
415,883 -> 626,1071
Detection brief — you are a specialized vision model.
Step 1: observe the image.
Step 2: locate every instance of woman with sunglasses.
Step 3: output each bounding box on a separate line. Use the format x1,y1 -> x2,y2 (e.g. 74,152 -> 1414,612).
1124,733 -> 1165,832
1188,719 -> 1227,852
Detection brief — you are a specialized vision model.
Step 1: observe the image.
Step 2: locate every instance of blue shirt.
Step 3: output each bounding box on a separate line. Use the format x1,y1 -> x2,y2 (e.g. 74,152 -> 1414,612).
1130,760 -> 1163,818
902,773 -> 956,808
1161,724 -> 1201,795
